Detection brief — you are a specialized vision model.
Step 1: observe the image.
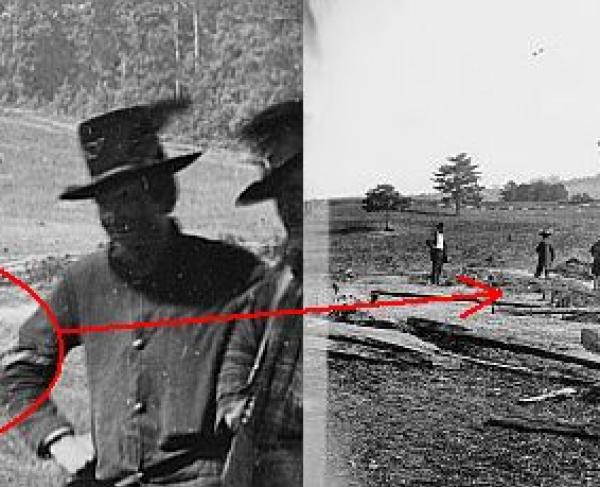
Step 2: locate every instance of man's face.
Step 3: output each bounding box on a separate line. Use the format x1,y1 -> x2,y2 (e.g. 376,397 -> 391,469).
95,174 -> 171,247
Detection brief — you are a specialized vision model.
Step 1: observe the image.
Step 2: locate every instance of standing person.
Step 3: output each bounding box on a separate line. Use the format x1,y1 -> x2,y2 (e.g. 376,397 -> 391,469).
0,99 -> 264,487
427,222 -> 447,285
590,238 -> 600,290
534,229 -> 555,279
216,100 -> 302,487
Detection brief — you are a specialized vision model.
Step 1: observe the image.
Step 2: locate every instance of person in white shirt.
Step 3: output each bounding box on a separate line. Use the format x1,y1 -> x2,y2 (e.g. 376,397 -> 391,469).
426,222 -> 447,285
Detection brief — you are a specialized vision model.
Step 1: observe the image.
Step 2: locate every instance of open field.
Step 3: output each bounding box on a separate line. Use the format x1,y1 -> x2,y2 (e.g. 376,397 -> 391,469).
0,110 -> 283,485
311,198 -> 600,486
328,198 -> 600,278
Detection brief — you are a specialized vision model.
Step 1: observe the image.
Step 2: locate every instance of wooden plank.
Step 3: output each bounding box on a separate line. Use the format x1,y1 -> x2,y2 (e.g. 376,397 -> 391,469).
370,289 -> 545,309
328,321 -> 440,355
447,353 -> 596,386
328,334 -> 433,367
485,415 -> 600,439
517,387 -> 578,404
326,321 -> 459,368
407,317 -> 600,370
327,349 -> 409,367
507,308 -> 600,316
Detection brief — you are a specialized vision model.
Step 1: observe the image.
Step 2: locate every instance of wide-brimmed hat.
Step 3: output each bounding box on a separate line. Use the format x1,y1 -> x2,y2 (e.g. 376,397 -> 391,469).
60,98 -> 201,200
539,228 -> 553,237
236,100 -> 302,206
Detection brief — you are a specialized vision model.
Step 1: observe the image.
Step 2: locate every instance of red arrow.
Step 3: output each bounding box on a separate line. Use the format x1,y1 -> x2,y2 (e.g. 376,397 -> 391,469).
0,268 -> 501,436
310,274 -> 502,320
59,274 -> 502,335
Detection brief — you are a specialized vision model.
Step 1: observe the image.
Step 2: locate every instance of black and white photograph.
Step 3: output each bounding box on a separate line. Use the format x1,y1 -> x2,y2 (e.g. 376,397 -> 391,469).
0,1 -> 301,486
306,0 -> 600,485
6,0 -> 600,486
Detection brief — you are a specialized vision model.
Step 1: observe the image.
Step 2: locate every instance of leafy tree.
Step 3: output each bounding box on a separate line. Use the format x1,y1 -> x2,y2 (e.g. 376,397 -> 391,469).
362,184 -> 407,231
432,153 -> 483,215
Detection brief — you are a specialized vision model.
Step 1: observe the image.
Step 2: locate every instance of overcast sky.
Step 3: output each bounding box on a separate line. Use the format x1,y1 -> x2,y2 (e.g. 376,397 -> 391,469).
305,0 -> 600,198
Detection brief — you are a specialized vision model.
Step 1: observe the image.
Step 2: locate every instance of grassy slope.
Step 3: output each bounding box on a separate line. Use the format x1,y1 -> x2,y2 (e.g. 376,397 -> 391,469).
0,111 -> 284,258
0,111 -> 282,486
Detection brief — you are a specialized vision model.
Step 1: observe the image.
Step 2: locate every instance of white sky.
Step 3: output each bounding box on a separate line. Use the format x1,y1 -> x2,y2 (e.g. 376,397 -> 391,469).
305,0 -> 600,198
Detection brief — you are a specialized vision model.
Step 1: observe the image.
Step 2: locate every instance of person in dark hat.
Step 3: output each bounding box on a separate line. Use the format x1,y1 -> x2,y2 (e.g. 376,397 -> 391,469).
534,229 -> 554,279
0,98 -> 264,486
216,99 -> 302,487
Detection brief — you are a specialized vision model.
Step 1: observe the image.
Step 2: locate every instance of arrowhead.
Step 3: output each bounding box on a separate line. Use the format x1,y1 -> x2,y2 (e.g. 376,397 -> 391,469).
455,274 -> 503,319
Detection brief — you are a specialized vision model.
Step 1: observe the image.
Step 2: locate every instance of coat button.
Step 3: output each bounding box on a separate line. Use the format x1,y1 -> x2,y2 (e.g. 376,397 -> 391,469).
132,338 -> 145,350
132,402 -> 145,414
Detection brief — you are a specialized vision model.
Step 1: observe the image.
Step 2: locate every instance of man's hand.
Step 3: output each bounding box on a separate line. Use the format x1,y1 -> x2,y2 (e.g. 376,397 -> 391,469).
224,396 -> 254,433
50,432 -> 95,475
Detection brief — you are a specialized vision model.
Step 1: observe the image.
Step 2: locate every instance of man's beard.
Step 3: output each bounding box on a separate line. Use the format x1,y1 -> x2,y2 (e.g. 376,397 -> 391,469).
107,225 -> 171,282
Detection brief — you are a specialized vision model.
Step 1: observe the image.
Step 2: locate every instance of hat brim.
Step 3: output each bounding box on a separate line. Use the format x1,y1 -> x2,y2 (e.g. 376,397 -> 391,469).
236,155 -> 301,206
59,152 -> 201,200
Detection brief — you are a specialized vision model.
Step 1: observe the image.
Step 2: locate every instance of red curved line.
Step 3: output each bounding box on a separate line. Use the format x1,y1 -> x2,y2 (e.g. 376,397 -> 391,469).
0,267 -> 65,435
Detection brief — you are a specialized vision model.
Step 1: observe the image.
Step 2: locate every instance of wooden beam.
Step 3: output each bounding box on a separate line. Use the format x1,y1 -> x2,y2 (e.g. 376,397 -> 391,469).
507,308 -> 600,316
328,333 -> 433,368
371,289 -> 545,309
448,353 -> 596,386
327,349 -> 408,367
407,317 -> 600,370
517,387 -> 578,404
486,415 -> 600,439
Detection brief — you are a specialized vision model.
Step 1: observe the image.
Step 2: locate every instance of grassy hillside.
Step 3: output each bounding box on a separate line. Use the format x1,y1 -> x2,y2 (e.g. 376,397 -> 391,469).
0,108 -> 283,260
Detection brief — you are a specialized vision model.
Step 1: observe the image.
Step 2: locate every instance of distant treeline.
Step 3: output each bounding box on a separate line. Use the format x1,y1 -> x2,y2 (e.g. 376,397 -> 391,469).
0,0 -> 301,144
500,180 -> 569,202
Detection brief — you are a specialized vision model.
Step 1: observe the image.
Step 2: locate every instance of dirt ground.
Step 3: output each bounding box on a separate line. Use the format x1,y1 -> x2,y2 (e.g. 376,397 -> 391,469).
318,201 -> 600,486
321,273 -> 600,486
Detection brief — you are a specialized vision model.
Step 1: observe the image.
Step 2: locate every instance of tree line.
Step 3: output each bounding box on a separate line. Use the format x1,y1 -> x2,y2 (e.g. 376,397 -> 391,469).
362,153 -> 591,228
499,180 -> 568,202
0,0 -> 301,145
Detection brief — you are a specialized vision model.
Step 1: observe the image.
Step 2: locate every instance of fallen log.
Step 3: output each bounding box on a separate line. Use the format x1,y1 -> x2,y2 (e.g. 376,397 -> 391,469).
485,415 -> 600,439
407,317 -> 600,370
